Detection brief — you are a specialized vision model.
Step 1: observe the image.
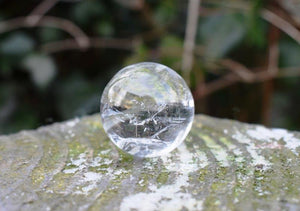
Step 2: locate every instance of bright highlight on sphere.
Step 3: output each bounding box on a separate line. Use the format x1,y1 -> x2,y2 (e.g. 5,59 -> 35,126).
100,62 -> 194,157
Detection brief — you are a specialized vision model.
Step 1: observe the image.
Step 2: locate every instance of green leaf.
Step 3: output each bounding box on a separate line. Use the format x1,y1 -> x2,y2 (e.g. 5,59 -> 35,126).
0,33 -> 35,55
160,35 -> 183,67
0,106 -> 39,134
38,28 -> 63,43
22,55 -> 56,89
95,21 -> 114,37
71,0 -> 104,25
154,0 -> 176,26
198,13 -> 246,58
0,57 -> 13,77
56,75 -> 99,119
245,0 -> 267,48
161,35 -> 182,48
279,39 -> 300,67
124,45 -> 149,65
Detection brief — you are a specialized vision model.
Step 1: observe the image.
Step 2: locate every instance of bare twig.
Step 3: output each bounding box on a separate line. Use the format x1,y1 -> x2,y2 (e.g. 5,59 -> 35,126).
261,9 -> 300,45
220,59 -> 255,82
262,25 -> 280,125
193,64 -> 300,100
191,2 -> 300,100
182,0 -> 201,85
194,73 -> 238,99
40,37 -> 137,54
200,2 -> 300,45
26,0 -> 60,25
276,0 -> 300,25
0,16 -> 90,48
115,0 -> 144,10
267,43 -> 279,74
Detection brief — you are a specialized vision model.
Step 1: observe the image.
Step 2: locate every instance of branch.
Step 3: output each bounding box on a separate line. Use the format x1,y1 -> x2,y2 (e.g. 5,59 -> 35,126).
182,0 -> 201,85
0,16 -> 90,48
26,0 -> 60,25
261,9 -> 300,45
200,2 -> 300,46
40,37 -> 137,54
220,59 -> 255,82
193,73 -> 238,99
193,64 -> 300,100
267,25 -> 280,75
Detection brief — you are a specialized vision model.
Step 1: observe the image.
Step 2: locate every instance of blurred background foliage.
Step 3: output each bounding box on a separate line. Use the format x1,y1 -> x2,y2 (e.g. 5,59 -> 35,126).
1,0 -> 300,134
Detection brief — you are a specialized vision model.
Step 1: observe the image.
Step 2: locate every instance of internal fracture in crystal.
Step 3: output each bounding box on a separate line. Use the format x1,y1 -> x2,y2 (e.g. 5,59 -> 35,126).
100,62 -> 194,157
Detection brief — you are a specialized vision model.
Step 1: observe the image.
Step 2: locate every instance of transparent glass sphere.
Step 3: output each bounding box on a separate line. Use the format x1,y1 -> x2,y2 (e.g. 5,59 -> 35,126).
100,62 -> 194,157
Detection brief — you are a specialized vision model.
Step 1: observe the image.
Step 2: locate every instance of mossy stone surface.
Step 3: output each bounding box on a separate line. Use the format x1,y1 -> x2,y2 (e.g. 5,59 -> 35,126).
0,114 -> 300,210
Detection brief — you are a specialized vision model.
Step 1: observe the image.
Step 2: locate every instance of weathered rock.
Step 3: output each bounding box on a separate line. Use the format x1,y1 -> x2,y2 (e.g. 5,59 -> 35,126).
0,114 -> 300,211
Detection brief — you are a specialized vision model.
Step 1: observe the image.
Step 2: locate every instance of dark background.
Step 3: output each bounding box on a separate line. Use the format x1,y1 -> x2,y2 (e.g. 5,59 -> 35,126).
1,0 -> 300,134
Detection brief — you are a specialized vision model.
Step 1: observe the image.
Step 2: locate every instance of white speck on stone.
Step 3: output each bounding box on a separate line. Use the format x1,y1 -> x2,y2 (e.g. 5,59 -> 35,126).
138,179 -> 144,186
74,172 -> 102,195
101,149 -> 111,154
195,150 -> 209,168
247,126 -> 300,155
272,128 -> 300,155
247,126 -> 277,143
213,150 -> 229,167
120,144 -> 203,211
83,172 -> 102,182
63,168 -> 78,174
63,153 -> 87,174
66,118 -> 79,127
233,130 -> 271,169
59,151 -> 119,195
89,156 -> 102,167
46,190 -> 54,194
81,184 -> 96,193
72,153 -> 86,166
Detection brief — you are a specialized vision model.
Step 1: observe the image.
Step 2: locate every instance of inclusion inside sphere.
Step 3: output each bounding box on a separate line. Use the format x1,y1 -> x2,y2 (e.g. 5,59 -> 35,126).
100,62 -> 194,157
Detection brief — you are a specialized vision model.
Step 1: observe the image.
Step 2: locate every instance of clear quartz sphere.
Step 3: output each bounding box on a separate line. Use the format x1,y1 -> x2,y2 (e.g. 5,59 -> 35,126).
100,62 -> 194,157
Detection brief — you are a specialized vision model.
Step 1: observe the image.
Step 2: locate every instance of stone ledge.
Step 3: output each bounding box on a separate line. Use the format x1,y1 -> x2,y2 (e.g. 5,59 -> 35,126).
0,114 -> 300,210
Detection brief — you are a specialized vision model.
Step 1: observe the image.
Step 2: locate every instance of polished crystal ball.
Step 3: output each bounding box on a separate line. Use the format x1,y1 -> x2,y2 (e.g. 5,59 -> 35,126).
100,62 -> 194,157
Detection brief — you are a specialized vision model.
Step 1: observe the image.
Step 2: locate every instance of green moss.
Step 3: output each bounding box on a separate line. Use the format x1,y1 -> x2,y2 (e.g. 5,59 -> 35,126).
31,139 -> 63,186
118,150 -> 134,163
89,167 -> 132,209
156,171 -> 169,186
3,114 -> 300,210
89,187 -> 120,211
68,141 -> 86,157
219,137 -> 235,149
85,119 -> 102,130
255,149 -> 300,202
137,172 -> 150,191
198,168 -> 208,182
47,173 -> 71,193
203,195 -> 221,211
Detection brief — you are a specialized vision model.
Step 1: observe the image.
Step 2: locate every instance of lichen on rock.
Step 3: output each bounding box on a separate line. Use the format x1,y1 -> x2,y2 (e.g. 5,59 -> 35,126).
0,114 -> 300,210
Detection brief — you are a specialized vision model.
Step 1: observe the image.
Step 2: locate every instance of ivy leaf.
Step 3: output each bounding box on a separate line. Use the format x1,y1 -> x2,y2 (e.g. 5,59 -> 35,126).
38,28 -> 63,43
245,0 -> 267,48
56,75 -> 98,119
95,21 -> 114,37
22,55 -> 56,89
71,0 -> 104,25
0,33 -> 35,55
198,13 -> 246,58
154,0 -> 176,26
279,39 -> 300,67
